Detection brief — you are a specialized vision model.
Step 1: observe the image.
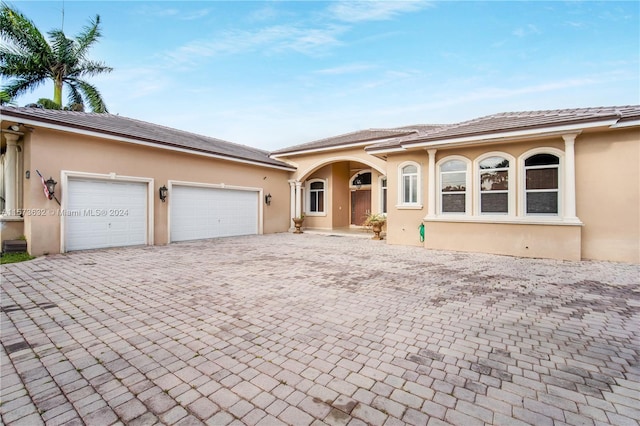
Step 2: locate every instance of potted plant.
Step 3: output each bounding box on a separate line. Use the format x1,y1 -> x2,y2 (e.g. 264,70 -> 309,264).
292,213 -> 305,234
364,213 -> 386,240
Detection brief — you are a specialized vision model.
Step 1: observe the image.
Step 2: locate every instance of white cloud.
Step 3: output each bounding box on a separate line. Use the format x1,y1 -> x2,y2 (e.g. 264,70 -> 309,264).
162,24 -> 347,65
315,63 -> 377,75
328,0 -> 431,23
132,5 -> 210,20
513,24 -> 541,37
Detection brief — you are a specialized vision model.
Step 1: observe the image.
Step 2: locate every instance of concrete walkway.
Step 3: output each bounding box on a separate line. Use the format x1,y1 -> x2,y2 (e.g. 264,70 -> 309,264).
1,233 -> 639,425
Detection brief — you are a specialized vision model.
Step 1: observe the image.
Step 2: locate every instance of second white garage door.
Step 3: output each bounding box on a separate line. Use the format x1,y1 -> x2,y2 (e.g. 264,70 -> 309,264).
170,185 -> 259,242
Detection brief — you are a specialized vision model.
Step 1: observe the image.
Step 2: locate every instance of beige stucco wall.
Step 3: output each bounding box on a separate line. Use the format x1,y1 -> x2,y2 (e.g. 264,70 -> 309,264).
331,163 -> 351,229
20,127 -> 292,256
0,219 -> 24,241
385,152 -> 427,246
424,221 -> 582,260
575,128 -> 640,263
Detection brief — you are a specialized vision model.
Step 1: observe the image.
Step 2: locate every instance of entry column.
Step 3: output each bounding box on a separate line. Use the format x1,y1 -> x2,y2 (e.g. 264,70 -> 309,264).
294,181 -> 302,218
288,179 -> 296,229
2,133 -> 20,215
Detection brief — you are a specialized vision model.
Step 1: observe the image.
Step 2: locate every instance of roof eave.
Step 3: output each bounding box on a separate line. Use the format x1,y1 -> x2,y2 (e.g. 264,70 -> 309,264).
1,113 -> 296,171
400,118 -> 620,150
271,135 -> 410,158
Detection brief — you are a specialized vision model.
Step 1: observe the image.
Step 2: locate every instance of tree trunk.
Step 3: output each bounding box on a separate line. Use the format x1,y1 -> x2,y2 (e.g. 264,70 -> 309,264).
53,80 -> 63,107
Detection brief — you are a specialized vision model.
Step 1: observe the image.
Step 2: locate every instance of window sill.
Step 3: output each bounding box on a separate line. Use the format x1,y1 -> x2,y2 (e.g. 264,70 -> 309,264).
423,215 -> 583,226
396,204 -> 423,210
305,212 -> 327,217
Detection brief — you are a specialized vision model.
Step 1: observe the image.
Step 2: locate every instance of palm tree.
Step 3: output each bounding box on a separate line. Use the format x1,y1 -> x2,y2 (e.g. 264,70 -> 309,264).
0,2 -> 113,112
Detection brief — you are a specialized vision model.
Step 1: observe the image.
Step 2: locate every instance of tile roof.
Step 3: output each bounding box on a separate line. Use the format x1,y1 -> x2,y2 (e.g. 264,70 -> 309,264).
0,106 -> 294,169
270,125 -> 441,155
366,105 -> 640,151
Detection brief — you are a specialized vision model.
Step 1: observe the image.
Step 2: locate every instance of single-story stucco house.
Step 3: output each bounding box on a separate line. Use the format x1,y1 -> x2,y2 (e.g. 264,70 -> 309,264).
1,104 -> 639,263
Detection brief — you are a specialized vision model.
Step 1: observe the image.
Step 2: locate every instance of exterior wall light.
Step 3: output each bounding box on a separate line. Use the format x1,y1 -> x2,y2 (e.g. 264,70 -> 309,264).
265,193 -> 272,206
354,174 -> 363,189
45,177 -> 57,200
159,185 -> 168,202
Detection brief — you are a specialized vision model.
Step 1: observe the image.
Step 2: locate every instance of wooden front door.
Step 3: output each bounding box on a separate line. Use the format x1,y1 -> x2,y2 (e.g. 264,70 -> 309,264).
351,190 -> 371,225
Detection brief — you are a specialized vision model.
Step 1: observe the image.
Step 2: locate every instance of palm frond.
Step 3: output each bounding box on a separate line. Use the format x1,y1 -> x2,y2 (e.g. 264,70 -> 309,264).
0,3 -> 51,62
74,15 -> 102,59
70,60 -> 112,78
65,82 -> 84,106
72,78 -> 108,113
0,49 -> 49,80
1,75 -> 46,99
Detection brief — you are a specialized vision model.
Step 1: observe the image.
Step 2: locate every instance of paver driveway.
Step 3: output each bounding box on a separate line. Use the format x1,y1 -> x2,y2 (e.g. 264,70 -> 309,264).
1,233 -> 639,426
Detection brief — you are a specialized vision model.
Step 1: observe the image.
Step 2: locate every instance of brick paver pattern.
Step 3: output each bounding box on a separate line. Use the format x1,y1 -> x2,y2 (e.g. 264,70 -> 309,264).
1,233 -> 639,425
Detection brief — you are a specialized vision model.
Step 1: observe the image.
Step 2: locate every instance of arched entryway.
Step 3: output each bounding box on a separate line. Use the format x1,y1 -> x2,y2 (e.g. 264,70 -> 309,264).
290,157 -> 386,231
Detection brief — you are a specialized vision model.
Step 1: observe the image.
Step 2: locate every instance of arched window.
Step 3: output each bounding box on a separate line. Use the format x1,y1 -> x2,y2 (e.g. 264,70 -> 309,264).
400,163 -> 420,205
307,179 -> 325,214
439,158 -> 468,214
524,153 -> 560,215
351,172 -> 371,188
478,155 -> 511,214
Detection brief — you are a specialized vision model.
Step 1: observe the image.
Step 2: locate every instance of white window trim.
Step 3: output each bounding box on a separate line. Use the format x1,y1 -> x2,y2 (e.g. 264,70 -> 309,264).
379,175 -> 388,214
305,178 -> 327,216
473,152 -> 516,217
436,155 -> 471,215
397,161 -> 422,209
518,147 -> 564,218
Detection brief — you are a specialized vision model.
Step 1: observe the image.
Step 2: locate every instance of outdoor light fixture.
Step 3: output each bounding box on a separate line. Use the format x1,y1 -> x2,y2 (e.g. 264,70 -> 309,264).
45,177 -> 57,200
354,174 -> 363,189
8,124 -> 20,131
159,185 -> 168,202
265,193 -> 272,206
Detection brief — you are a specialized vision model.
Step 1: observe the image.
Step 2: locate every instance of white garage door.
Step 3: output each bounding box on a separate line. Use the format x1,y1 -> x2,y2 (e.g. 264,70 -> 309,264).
171,186 -> 258,242
65,179 -> 148,251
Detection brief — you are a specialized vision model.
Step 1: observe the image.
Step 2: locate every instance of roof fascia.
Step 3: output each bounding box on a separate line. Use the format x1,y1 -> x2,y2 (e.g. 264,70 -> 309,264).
271,136 -> 407,158
2,115 -> 296,171
400,119 -> 619,150
610,119 -> 640,128
365,146 -> 406,155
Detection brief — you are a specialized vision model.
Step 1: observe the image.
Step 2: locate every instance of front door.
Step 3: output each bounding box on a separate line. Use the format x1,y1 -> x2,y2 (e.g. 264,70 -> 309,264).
351,190 -> 371,225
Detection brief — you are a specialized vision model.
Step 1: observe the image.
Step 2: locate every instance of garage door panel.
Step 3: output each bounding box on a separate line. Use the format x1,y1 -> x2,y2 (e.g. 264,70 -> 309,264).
171,186 -> 258,242
66,179 -> 148,251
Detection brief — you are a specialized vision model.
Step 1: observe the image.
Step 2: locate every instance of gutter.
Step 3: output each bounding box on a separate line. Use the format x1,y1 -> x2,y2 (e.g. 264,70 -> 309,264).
367,118 -> 620,153
1,113 -> 296,172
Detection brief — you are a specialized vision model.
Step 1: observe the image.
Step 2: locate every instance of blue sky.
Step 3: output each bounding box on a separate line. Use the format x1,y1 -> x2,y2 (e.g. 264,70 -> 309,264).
4,1 -> 639,150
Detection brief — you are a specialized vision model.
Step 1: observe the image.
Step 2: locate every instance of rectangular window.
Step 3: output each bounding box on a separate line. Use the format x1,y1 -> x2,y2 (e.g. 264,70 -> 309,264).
481,192 -> 508,213
526,168 -> 558,214
401,165 -> 419,205
381,178 -> 387,214
403,175 -> 417,203
479,156 -> 509,214
441,167 -> 466,213
442,194 -> 466,212
309,181 -> 325,213
480,170 -> 508,214
526,191 -> 557,214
